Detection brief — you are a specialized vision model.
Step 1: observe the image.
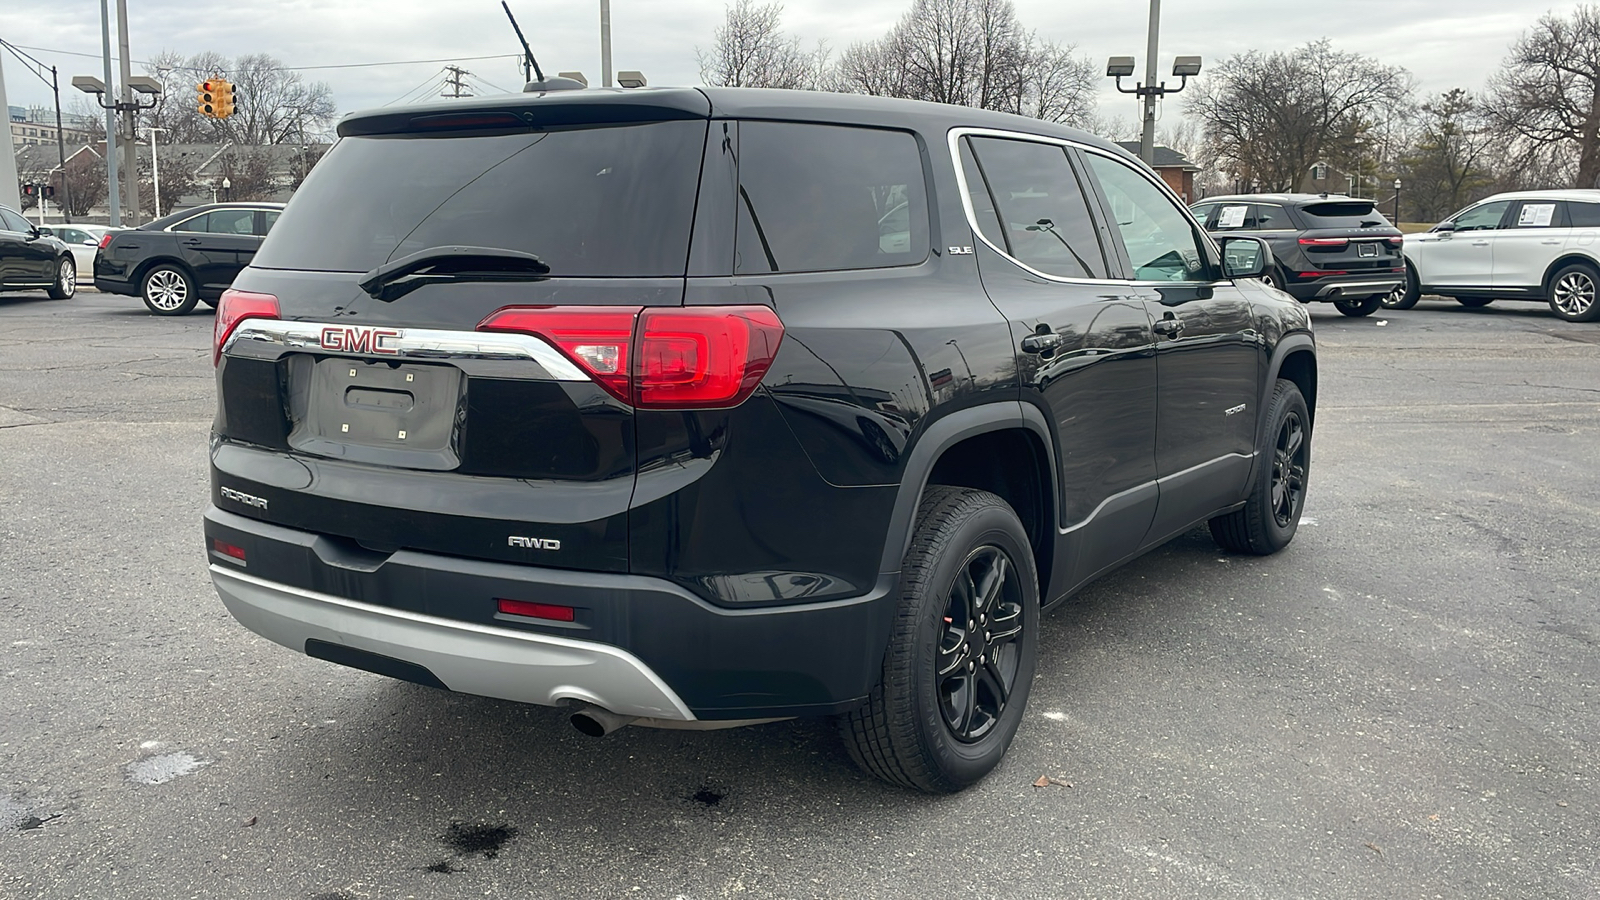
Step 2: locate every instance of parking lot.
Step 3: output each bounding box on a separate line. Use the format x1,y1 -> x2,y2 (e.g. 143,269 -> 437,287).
1,289 -> 1596,899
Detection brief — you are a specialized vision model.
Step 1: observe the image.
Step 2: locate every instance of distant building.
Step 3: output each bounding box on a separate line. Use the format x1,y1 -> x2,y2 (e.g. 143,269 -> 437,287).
9,105 -> 98,151
1115,142 -> 1202,203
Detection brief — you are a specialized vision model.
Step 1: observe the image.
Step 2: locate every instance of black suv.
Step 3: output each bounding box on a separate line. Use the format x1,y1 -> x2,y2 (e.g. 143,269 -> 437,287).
204,87 -> 1317,792
1190,193 -> 1405,317
94,202 -> 284,315
0,204 -> 76,299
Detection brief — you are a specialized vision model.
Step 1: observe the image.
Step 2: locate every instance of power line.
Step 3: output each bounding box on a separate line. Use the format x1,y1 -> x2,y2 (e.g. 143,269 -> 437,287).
470,73 -> 517,95
3,42 -> 520,74
442,65 -> 472,98
382,69 -> 448,107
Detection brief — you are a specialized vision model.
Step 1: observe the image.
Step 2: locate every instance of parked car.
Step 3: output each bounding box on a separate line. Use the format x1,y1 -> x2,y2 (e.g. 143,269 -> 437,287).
41,224 -> 122,284
0,204 -> 76,299
1390,190 -> 1600,322
204,87 -> 1316,793
1190,193 -> 1405,317
94,202 -> 284,315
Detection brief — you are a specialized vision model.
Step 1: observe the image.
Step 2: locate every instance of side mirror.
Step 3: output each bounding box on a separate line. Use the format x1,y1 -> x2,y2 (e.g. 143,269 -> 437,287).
1220,237 -> 1272,279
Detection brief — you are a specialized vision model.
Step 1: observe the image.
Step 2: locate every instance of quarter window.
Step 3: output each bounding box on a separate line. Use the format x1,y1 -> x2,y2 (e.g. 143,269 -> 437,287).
735,122 -> 929,274
1569,201 -> 1600,227
961,136 -> 1107,279
173,213 -> 211,233
1084,153 -> 1211,283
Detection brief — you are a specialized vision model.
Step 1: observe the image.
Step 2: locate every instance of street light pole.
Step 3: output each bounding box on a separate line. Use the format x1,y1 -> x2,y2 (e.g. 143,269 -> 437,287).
115,0 -> 139,226
600,0 -> 613,88
149,126 -> 163,218
1140,0 -> 1161,165
1394,178 -> 1403,225
99,0 -> 120,226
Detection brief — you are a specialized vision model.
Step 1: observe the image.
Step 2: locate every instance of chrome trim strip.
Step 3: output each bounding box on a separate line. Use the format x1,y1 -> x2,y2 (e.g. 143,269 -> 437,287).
210,564 -> 696,720
1057,452 -> 1256,535
224,318 -> 588,380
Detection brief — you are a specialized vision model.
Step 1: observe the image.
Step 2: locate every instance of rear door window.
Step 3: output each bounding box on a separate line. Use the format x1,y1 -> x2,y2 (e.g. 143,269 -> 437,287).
208,209 -> 257,235
1211,203 -> 1254,231
1569,201 -> 1600,227
253,120 -> 706,276
1510,201 -> 1566,228
734,122 -> 928,274
1253,204 -> 1289,230
961,136 -> 1107,279
173,213 -> 211,233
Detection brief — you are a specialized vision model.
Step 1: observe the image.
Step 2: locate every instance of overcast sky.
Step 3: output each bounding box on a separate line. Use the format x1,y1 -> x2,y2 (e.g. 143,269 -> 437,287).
0,0 -> 1569,131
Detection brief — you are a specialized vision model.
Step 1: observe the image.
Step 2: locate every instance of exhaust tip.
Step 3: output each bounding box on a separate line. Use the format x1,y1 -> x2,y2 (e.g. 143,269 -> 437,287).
569,704 -> 637,737
570,711 -> 607,737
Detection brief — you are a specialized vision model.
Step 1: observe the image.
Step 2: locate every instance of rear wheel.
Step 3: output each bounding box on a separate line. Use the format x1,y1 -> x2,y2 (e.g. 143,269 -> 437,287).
1548,262 -> 1600,322
1260,267 -> 1287,293
46,256 -> 75,300
1334,295 -> 1382,317
1457,296 -> 1494,308
840,486 -> 1039,793
141,265 -> 198,316
1210,379 -> 1310,555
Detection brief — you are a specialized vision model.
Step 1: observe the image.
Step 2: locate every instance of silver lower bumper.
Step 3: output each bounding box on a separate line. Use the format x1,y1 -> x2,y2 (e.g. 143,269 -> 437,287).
1313,278 -> 1403,299
210,564 -> 695,721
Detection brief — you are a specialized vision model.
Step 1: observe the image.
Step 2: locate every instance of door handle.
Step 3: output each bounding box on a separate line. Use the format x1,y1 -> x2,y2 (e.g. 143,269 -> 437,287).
1471,240 -> 1490,247
1542,239 -> 1563,245
181,239 -> 203,247
1020,331 -> 1063,354
1153,316 -> 1185,338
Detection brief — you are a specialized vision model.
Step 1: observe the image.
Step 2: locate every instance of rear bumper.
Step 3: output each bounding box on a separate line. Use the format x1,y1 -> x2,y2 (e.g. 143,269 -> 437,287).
211,563 -> 696,720
93,275 -> 137,296
203,506 -> 894,719
1286,273 -> 1404,302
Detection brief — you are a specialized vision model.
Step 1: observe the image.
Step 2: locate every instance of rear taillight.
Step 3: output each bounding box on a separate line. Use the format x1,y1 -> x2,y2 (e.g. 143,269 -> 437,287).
1387,236 -> 1404,245
98,232 -> 114,249
477,305 -> 785,410
1298,237 -> 1349,248
213,289 -> 281,366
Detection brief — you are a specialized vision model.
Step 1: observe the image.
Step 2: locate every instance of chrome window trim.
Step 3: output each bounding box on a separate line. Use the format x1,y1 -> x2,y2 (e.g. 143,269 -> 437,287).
222,318 -> 589,380
948,126 -> 1223,288
947,126 -> 1131,287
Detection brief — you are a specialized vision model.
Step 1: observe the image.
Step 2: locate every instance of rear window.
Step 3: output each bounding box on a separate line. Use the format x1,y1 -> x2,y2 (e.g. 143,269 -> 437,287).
253,120 -> 707,276
734,122 -> 929,274
1297,201 -> 1392,229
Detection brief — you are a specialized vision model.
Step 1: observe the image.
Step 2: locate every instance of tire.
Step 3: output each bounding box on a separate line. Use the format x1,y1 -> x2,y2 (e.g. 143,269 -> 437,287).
46,256 -> 76,300
1382,265 -> 1420,310
1334,295 -> 1382,317
840,486 -> 1039,793
1547,262 -> 1600,322
1456,296 -> 1494,308
1210,379 -> 1310,555
141,265 -> 198,316
1260,267 -> 1287,293
200,297 -> 218,308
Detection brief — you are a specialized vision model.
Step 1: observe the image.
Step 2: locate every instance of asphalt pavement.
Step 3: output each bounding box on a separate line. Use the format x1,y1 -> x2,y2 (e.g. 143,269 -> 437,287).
1,290 -> 1597,899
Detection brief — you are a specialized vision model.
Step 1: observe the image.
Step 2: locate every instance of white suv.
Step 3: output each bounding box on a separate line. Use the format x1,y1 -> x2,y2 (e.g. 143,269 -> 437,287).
1390,190 -> 1600,322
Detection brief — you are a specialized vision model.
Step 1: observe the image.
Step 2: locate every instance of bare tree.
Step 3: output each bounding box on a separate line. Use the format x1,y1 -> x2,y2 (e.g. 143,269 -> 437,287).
139,148 -> 200,218
697,1 -> 828,89
214,147 -> 278,201
137,51 -> 335,145
1485,4 -> 1600,187
60,151 -> 107,218
832,0 -> 1095,126
1186,40 -> 1411,192
1397,89 -> 1495,221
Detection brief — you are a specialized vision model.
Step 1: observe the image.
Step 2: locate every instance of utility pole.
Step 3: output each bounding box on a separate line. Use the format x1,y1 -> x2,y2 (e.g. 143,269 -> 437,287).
1139,0 -> 1160,165
442,65 -> 472,98
100,0 -> 120,226
116,0 -> 139,225
600,0 -> 613,88
0,40 -> 74,221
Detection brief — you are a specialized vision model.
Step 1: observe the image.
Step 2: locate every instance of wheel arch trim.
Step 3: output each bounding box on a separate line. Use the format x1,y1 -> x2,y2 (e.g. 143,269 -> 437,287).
1541,253 -> 1600,296
877,402 -> 1058,577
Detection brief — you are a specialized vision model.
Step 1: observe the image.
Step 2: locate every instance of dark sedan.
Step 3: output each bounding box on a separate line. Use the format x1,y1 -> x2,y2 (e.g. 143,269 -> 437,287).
1190,194 -> 1405,317
94,202 -> 284,315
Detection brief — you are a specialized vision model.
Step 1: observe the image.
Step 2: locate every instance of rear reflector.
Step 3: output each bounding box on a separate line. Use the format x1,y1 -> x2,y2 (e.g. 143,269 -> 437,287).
477,304 -> 785,410
212,539 -> 246,561
496,598 -> 576,622
214,289 -> 281,365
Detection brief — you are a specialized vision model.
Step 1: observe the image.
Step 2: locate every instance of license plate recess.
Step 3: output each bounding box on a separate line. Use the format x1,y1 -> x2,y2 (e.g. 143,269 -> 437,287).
286,355 -> 463,470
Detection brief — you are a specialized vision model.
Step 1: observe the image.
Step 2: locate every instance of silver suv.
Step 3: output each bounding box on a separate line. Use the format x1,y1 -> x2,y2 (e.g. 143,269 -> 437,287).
1391,190 -> 1600,322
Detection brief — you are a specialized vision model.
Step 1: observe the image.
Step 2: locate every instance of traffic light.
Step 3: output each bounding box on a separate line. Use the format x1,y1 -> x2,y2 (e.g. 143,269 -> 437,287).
198,79 -> 235,118
21,183 -> 35,197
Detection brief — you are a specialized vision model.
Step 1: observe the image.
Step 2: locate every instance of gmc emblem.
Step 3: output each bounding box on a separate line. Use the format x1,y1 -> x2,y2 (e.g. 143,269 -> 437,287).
321,325 -> 401,355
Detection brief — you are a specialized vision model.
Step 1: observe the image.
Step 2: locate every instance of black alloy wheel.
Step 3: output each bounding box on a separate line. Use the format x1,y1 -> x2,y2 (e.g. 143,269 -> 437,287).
936,545 -> 1025,743
841,486 -> 1039,793
1210,379 -> 1311,555
1269,408 -> 1309,529
1548,262 -> 1600,322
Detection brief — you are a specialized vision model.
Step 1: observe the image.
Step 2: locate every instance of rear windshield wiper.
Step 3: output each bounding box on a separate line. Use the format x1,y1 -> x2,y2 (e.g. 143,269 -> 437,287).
358,246 -> 551,302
